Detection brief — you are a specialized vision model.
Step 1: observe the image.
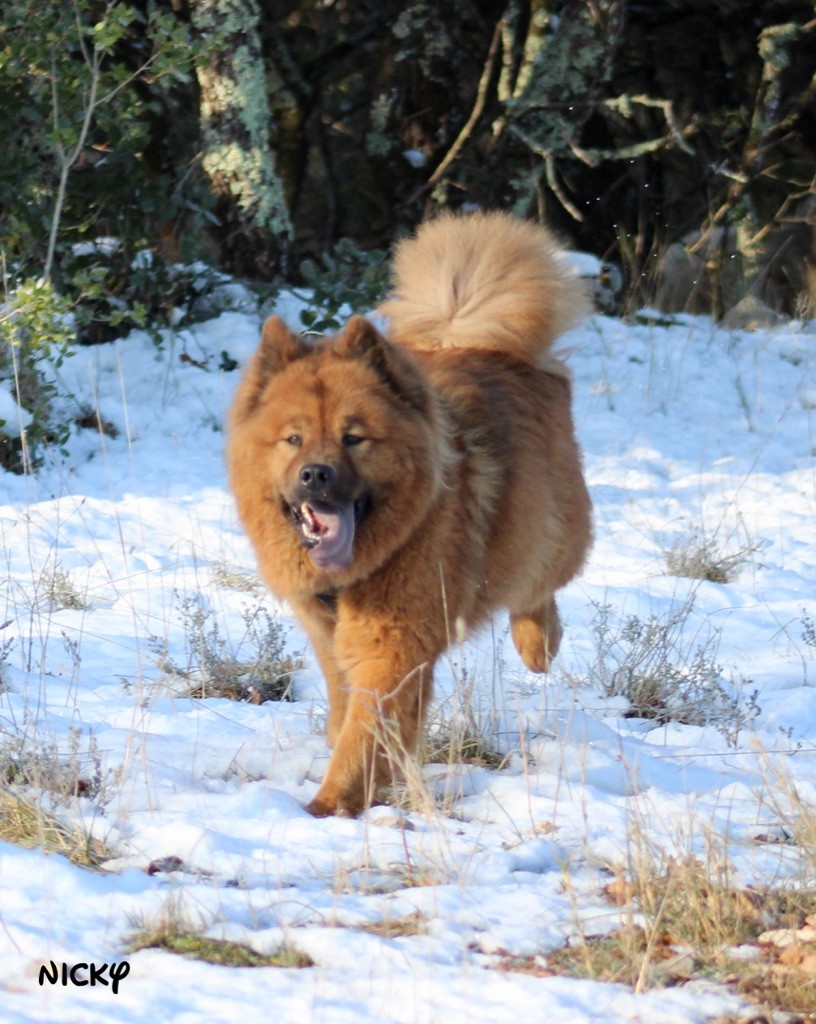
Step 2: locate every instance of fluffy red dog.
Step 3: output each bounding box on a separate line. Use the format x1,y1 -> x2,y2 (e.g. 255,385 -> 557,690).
227,212 -> 592,816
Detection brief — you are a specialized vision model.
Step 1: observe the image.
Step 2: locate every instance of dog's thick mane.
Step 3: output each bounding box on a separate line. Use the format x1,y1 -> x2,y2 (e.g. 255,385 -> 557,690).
378,211 -> 588,366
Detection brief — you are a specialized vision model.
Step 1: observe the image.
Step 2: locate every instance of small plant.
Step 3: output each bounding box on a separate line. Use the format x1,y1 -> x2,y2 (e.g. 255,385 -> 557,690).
37,564 -> 90,612
802,608 -> 816,653
426,647 -> 508,770
0,727 -> 112,803
490,952 -> 552,978
0,621 -> 13,689
416,651 -> 509,813
761,761 -> 816,880
663,524 -> 759,584
580,600 -> 759,746
127,925 -> 312,968
536,838 -> 816,1014
150,594 -> 297,703
297,238 -> 391,334
332,861 -> 441,896
0,277 -> 75,472
424,722 -> 506,770
633,853 -> 764,957
546,926 -> 655,989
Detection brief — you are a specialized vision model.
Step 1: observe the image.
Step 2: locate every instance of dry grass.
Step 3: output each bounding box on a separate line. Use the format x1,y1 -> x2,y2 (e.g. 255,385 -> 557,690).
424,724 -> 507,770
210,560 -> 265,596
664,525 -> 760,585
0,786 -> 111,868
331,856 -> 442,896
573,599 -> 761,747
516,845 -> 816,1018
0,727 -> 115,802
126,926 -> 313,968
37,563 -> 90,611
491,952 -> 552,978
181,654 -> 301,704
355,912 -> 429,939
0,728 -> 115,868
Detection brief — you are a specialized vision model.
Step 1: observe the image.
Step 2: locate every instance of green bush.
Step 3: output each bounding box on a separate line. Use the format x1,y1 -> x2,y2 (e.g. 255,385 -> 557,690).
0,0 -> 210,308
61,243 -> 227,346
298,239 -> 391,334
0,278 -> 75,472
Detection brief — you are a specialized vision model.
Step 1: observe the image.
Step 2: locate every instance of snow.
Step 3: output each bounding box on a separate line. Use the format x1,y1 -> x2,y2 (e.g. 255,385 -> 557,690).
0,381 -> 33,437
560,250 -> 604,278
1,291 -> 815,1023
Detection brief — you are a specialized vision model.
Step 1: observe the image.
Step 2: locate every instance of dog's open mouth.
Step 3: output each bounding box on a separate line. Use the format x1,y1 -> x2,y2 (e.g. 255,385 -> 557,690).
289,498 -> 369,572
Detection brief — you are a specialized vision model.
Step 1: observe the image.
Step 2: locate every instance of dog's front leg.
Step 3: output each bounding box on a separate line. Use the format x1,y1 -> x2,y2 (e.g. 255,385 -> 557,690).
289,596 -> 348,746
304,619 -> 436,817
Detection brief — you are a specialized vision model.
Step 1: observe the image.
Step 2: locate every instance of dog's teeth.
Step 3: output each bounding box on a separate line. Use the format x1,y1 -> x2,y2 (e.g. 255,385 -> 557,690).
300,503 -> 326,538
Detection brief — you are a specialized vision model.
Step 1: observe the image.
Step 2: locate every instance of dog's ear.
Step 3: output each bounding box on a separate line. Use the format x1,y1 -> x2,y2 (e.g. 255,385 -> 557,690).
337,316 -> 430,413
259,315 -> 308,370
231,316 -> 308,422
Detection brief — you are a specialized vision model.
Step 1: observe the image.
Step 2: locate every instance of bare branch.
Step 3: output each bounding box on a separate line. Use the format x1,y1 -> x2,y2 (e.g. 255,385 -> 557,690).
508,125 -> 585,222
408,20 -> 503,204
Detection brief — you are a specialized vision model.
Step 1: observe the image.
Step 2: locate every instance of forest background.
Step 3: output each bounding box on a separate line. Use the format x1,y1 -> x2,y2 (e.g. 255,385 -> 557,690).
1,0 -> 815,370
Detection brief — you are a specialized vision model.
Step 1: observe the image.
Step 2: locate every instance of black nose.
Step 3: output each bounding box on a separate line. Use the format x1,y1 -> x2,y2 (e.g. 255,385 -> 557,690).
299,463 -> 335,490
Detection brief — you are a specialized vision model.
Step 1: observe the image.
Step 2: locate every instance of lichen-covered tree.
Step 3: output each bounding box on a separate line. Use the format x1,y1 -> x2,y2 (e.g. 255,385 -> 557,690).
189,0 -> 291,277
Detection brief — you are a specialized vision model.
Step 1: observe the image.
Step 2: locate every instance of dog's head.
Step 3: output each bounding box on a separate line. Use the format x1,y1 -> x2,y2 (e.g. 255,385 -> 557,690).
228,315 -> 448,577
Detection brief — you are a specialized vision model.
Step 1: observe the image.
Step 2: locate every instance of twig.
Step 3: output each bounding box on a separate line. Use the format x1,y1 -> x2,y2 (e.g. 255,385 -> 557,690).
407,21 -> 503,204
602,94 -> 695,156
507,126 -> 585,222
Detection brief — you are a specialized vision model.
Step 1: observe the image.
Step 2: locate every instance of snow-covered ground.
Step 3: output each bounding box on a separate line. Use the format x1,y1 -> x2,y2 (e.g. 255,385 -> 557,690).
1,288 -> 815,1023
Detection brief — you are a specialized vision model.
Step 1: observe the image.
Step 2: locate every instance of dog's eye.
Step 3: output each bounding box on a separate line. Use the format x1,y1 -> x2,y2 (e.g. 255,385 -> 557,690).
286,433 -> 302,446
342,433 -> 364,448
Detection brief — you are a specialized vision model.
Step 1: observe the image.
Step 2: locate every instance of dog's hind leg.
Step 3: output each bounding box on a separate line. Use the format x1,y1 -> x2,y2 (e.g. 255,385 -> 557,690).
510,595 -> 563,673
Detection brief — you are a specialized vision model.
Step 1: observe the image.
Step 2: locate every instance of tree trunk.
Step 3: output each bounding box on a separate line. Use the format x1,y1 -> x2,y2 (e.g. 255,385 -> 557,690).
189,0 -> 291,277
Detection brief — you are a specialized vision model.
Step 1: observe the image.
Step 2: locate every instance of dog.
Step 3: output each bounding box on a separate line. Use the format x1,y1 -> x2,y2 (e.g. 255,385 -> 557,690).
227,211 -> 592,816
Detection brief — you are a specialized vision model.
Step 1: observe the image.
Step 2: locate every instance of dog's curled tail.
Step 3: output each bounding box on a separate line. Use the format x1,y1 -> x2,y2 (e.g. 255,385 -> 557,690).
378,211 -> 589,363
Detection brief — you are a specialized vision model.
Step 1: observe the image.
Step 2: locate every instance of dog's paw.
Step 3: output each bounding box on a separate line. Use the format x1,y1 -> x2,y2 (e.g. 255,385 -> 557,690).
304,796 -> 338,818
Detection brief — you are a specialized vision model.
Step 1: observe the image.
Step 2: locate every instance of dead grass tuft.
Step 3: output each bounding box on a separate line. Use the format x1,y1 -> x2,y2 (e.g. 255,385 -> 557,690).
539,847 -> 816,1016
355,912 -> 429,939
423,725 -> 507,770
37,563 -> 90,611
664,525 -> 760,585
0,786 -> 112,867
576,599 -> 760,746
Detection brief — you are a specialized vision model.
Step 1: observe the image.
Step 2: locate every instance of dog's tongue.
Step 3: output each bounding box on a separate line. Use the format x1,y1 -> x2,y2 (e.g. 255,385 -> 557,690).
306,503 -> 355,571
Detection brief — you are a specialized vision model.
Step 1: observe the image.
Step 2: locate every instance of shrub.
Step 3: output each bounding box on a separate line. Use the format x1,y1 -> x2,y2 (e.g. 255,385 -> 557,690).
0,278 -> 75,472
582,600 -> 759,746
149,594 -> 297,703
61,243 -> 229,346
0,0 -> 205,279
297,239 -> 391,333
